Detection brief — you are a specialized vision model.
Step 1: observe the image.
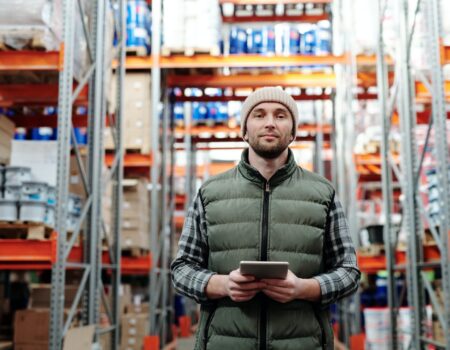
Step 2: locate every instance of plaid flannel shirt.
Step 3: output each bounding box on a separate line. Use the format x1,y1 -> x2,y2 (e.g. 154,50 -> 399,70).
171,189 -> 360,306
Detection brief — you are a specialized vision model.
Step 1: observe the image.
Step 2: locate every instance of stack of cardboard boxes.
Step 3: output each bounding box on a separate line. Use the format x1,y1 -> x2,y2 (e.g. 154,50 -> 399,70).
121,179 -> 150,251
105,73 -> 152,153
121,304 -> 150,350
0,115 -> 15,164
13,284 -> 79,350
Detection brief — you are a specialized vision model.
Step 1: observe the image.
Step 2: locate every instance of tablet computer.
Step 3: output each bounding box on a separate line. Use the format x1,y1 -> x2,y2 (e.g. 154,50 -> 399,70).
239,261 -> 289,279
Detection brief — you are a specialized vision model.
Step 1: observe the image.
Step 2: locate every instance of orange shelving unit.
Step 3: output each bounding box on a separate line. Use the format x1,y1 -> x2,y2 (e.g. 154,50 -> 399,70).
0,50 -> 62,71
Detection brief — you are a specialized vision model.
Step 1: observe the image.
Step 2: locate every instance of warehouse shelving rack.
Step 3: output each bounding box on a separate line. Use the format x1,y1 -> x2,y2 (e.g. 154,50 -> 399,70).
337,0 -> 450,348
0,0 -> 128,349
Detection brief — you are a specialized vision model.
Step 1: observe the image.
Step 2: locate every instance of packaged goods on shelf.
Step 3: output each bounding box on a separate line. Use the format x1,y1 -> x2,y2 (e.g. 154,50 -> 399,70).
163,0 -> 221,54
363,306 -> 432,350
120,179 -> 150,251
29,284 -> 78,309
0,115 -> 15,165
118,0 -> 152,55
0,0 -> 91,81
108,73 -> 152,153
120,313 -> 150,350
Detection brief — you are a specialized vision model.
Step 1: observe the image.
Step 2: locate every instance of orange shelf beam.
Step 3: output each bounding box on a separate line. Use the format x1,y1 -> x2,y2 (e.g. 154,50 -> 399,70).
220,0 -> 331,4
0,84 -> 88,107
416,80 -> 450,102
222,14 -> 328,23
160,54 -> 345,69
0,51 -> 61,71
105,153 -> 153,168
167,73 -> 336,88
119,54 -> 390,70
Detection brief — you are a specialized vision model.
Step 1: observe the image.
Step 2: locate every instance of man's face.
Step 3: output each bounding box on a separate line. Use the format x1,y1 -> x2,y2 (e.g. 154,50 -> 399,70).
244,102 -> 294,159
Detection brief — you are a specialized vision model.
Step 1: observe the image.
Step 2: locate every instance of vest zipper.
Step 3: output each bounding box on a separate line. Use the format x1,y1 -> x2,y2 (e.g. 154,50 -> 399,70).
260,182 -> 270,350
203,306 -> 217,350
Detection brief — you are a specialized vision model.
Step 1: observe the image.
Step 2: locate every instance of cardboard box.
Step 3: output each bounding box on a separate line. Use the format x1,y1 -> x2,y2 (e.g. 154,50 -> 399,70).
121,314 -> 149,350
30,284 -> 78,309
125,127 -> 151,153
0,115 -> 15,136
122,230 -> 149,250
63,325 -> 95,350
69,154 -> 87,199
126,302 -> 150,315
14,309 -> 51,345
14,344 -> 47,350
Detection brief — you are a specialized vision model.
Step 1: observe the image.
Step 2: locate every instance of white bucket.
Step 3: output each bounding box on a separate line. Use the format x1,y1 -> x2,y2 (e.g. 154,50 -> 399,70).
21,181 -> 49,202
0,199 -> 18,221
4,166 -> 32,186
19,200 -> 47,222
4,185 -> 22,201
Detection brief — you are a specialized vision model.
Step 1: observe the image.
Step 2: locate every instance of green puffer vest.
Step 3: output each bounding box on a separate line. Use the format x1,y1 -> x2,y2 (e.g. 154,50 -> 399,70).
195,149 -> 335,350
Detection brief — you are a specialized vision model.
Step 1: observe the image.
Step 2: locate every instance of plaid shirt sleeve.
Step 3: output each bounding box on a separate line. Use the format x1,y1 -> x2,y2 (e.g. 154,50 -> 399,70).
170,191 -> 214,303
313,195 -> 361,306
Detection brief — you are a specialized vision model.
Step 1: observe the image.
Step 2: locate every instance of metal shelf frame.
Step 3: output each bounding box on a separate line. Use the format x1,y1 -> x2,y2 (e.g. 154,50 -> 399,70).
48,0 -> 126,349
365,0 -> 450,348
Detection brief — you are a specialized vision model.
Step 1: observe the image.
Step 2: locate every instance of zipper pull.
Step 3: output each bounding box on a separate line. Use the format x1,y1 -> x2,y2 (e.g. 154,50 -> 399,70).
265,182 -> 270,192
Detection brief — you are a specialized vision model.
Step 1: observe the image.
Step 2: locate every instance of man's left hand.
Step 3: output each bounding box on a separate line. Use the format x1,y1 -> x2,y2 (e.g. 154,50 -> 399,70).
261,270 -> 301,303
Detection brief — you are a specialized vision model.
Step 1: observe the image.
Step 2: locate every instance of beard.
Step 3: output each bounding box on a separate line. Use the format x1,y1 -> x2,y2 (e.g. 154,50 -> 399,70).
247,133 -> 292,159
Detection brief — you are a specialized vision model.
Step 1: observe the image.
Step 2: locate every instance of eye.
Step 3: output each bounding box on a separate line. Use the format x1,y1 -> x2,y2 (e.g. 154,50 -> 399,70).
253,113 -> 263,118
276,114 -> 287,119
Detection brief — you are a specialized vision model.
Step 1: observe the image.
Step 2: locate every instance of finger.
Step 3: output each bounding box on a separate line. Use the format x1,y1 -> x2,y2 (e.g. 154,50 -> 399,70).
231,271 -> 256,283
233,281 -> 266,291
262,284 -> 290,294
261,278 -> 288,287
262,289 -> 287,303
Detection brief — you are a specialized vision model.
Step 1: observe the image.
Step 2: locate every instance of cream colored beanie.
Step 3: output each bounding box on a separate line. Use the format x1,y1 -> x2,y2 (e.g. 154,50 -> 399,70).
240,87 -> 299,138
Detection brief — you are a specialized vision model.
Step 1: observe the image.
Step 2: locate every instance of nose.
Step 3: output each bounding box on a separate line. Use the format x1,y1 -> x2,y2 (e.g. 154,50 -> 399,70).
264,114 -> 276,128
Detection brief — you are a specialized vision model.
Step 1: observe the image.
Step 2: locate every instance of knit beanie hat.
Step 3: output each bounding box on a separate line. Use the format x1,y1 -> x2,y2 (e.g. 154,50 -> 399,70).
240,87 -> 299,138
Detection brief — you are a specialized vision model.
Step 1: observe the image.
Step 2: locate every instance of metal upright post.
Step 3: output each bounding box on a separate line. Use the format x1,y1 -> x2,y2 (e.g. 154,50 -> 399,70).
160,90 -> 171,345
314,100 -> 324,177
110,0 -> 126,348
184,102 -> 193,213
149,0 -> 162,343
49,0 -> 76,348
376,1 -> 398,347
424,0 -> 450,347
396,0 -> 425,347
86,0 -> 106,326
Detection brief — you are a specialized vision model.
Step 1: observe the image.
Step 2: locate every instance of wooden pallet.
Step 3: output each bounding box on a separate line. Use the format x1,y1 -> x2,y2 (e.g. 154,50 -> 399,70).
126,46 -> 148,57
358,244 -> 385,257
161,45 -> 221,57
0,221 -> 53,240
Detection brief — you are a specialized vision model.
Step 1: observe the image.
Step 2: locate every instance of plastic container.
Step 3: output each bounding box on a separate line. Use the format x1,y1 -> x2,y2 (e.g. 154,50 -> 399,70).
0,199 -> 18,221
68,194 -> 82,216
4,166 -> 32,186
21,181 -> 49,202
44,204 -> 55,228
19,200 -> 47,222
47,186 -> 56,205
4,185 -> 22,201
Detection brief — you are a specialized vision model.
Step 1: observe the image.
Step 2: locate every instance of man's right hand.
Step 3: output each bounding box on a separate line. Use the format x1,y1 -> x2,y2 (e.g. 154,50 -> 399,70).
205,269 -> 266,302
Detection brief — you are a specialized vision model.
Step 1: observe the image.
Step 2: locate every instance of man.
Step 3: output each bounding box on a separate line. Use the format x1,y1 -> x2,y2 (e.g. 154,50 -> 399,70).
171,87 -> 360,350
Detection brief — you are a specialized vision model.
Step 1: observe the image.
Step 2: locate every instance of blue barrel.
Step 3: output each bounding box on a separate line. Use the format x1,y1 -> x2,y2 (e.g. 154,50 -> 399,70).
192,103 -> 208,123
14,129 -> 27,140
316,21 -> 331,55
289,28 -> 301,54
230,27 -> 247,54
300,27 -> 316,55
265,26 -> 276,54
173,103 -> 184,122
207,102 -> 218,123
216,103 -> 228,123
250,28 -> 263,54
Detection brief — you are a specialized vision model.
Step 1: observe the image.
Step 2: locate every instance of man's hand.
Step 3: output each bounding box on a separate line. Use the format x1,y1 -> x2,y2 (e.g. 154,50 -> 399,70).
205,269 -> 266,302
261,270 -> 300,303
226,269 -> 266,302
